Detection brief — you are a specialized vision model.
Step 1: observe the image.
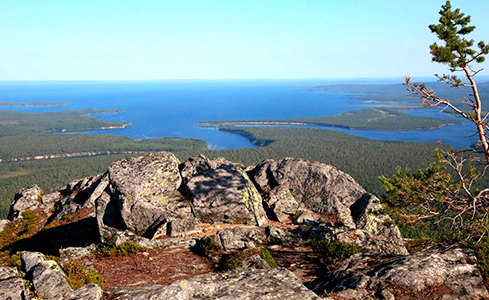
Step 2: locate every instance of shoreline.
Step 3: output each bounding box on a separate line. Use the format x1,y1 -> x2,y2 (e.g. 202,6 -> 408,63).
199,121 -> 454,131
57,122 -> 131,133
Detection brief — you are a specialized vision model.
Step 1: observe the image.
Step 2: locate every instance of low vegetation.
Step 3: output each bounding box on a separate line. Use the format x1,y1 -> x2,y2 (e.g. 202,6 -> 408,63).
95,235 -> 148,257
220,247 -> 277,270
63,261 -> 106,289
0,210 -> 41,250
307,238 -> 365,271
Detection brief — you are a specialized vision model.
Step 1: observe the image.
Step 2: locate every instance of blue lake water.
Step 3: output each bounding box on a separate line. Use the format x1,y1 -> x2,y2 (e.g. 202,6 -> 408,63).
0,80 -> 477,149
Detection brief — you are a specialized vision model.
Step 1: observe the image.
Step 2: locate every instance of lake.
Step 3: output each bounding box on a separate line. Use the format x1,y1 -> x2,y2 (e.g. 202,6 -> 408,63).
0,80 -> 477,149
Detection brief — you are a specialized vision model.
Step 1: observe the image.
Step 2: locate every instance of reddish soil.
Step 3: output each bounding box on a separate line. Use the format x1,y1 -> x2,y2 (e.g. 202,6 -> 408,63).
85,247 -> 215,290
269,245 -> 324,282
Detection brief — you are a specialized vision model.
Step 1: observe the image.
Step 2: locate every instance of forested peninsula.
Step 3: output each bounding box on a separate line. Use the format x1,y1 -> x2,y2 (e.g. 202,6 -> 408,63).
201,108 -> 461,130
0,109 -> 128,138
303,81 -> 489,106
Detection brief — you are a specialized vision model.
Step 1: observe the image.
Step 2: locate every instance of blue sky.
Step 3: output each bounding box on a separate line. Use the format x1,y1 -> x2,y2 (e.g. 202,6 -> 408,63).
1,0 -> 489,80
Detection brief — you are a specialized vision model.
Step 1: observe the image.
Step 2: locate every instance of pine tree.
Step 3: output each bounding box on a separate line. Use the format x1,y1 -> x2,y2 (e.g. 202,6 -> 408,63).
405,0 -> 489,162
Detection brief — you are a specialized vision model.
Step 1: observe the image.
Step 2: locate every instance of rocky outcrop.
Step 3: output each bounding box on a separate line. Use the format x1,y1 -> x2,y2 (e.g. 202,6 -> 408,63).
106,267 -> 321,300
249,158 -> 366,225
7,153 -> 406,256
53,284 -> 103,300
8,185 -> 43,220
214,226 -> 268,251
0,267 -> 30,300
8,152 -> 464,299
248,158 -> 407,255
185,161 -> 266,226
22,251 -> 73,298
106,152 -> 191,237
309,244 -> 489,300
21,251 -> 103,300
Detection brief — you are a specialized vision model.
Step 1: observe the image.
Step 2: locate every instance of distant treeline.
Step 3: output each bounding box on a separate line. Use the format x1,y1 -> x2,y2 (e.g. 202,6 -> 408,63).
304,81 -> 489,106
0,133 -> 208,161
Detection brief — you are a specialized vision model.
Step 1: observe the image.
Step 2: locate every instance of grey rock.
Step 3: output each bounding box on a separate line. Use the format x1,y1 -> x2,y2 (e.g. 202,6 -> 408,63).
242,254 -> 271,269
0,219 -> 9,232
248,158 -> 367,228
0,267 -> 29,300
8,185 -> 43,220
106,267 -> 320,300
249,158 -> 407,255
215,226 -> 268,251
21,251 -> 45,274
294,209 -> 320,225
99,152 -> 198,239
306,221 -> 407,255
21,251 -> 73,298
166,217 -> 201,237
186,162 -> 266,226
263,186 -> 299,222
180,155 -> 245,184
53,283 -> 103,300
75,173 -> 109,208
60,244 -> 96,261
40,190 -> 62,211
310,244 -> 489,299
267,226 -> 302,246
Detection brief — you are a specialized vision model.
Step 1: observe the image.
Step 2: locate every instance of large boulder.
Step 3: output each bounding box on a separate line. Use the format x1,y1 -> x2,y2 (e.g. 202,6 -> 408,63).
99,152 -> 198,238
248,158 -> 407,254
183,155 -> 266,226
8,185 -> 43,220
309,244 -> 489,299
65,173 -> 109,208
248,158 -> 367,228
22,251 -> 73,299
106,267 -> 321,300
53,283 -> 103,300
215,226 -> 268,251
0,267 -> 30,300
306,194 -> 407,255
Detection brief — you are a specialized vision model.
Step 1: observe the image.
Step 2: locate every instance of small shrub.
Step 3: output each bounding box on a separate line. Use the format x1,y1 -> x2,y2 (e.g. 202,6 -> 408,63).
308,238 -> 364,270
64,261 -> 105,289
196,236 -> 220,257
0,251 -> 21,269
221,247 -> 277,270
95,235 -> 147,257
222,252 -> 244,270
405,239 -> 435,254
257,247 -> 277,268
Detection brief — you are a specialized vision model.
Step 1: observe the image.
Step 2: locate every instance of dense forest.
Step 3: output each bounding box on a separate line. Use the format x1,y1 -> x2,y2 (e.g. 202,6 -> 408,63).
0,133 -> 208,161
0,109 -> 127,138
202,108 -> 461,130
